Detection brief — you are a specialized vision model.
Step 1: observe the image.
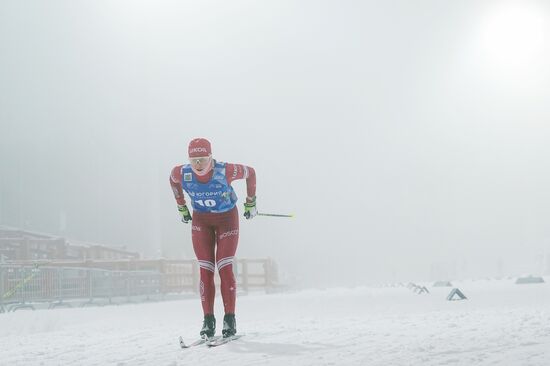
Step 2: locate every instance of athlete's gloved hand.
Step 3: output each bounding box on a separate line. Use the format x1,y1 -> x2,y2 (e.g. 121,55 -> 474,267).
177,204 -> 192,223
244,196 -> 257,219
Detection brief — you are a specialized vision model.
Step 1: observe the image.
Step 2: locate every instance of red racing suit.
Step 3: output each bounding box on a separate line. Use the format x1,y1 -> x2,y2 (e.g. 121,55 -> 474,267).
170,161 -> 256,315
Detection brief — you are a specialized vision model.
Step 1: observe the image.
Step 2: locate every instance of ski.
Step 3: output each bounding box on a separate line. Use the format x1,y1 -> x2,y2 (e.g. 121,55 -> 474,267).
179,335 -> 220,349
206,334 -> 243,347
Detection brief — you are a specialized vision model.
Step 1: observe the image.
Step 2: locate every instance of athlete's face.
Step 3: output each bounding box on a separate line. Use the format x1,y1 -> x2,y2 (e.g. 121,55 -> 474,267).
189,155 -> 213,176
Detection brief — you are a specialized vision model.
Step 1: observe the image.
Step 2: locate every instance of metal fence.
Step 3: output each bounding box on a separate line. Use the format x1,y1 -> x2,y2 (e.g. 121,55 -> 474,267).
0,258 -> 281,312
0,265 -> 162,312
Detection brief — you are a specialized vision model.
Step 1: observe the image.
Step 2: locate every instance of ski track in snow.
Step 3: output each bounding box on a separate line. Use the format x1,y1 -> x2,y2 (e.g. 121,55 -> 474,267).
1,278 -> 550,365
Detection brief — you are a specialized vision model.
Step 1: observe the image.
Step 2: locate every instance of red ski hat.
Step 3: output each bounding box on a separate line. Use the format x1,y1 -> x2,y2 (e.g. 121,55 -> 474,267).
188,138 -> 212,157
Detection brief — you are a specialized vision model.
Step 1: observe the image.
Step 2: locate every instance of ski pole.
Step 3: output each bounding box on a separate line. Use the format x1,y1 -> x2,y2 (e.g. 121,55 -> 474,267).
258,213 -> 294,218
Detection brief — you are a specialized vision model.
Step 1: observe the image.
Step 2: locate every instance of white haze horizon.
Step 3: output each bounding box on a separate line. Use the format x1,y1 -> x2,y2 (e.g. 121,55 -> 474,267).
1,0 -> 550,287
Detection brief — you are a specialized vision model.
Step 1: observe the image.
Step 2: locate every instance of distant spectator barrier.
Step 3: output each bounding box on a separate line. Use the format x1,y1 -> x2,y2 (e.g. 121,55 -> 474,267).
1,258 -> 279,312
0,264 -> 161,312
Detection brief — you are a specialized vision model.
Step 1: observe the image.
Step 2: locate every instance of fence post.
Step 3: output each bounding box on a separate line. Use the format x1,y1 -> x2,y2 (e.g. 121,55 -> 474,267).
87,268 -> 93,302
263,259 -> 271,288
158,259 -> 166,294
265,258 -> 278,289
0,266 -> 4,313
20,267 -> 27,305
125,271 -> 131,302
56,267 -> 62,303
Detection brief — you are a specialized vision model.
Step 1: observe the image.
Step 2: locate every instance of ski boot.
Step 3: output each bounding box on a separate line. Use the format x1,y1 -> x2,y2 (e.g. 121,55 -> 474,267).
200,314 -> 216,339
222,313 -> 237,338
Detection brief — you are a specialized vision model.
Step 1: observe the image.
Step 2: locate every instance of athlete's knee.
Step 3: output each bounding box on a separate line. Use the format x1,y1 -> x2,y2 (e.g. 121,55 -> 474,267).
216,256 -> 234,271
199,260 -> 215,279
217,256 -> 235,278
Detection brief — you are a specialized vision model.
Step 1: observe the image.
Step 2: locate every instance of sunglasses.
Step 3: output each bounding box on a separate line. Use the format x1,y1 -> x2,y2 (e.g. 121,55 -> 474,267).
189,156 -> 211,165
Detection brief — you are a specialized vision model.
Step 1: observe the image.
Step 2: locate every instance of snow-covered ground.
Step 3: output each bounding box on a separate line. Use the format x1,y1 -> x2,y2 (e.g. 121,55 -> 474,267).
1,278 -> 550,366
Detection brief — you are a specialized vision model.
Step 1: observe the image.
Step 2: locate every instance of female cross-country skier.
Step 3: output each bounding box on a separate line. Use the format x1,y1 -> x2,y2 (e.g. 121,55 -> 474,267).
169,137 -> 257,339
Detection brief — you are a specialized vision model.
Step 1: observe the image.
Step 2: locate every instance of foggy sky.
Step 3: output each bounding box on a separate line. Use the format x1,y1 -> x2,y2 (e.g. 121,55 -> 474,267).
1,0 -> 550,286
